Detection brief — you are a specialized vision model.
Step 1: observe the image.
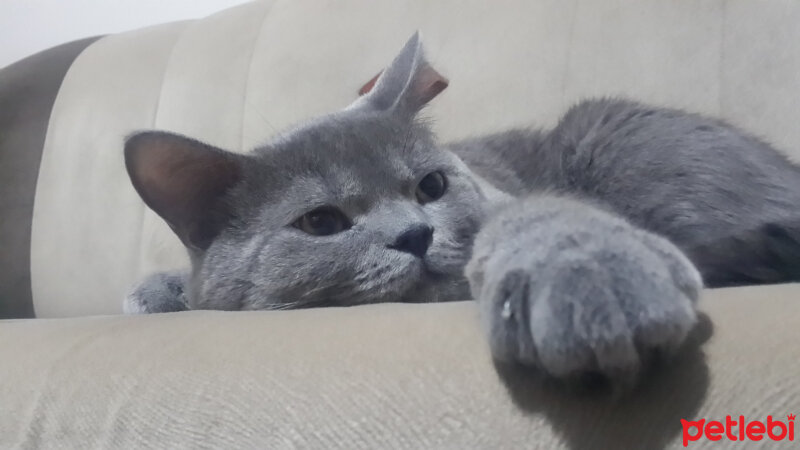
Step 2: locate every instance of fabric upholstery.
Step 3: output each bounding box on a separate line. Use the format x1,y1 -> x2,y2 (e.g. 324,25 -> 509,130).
26,0 -> 800,317
29,21 -> 193,318
1,284 -> 798,449
0,36 -> 101,319
1,1 -> 799,449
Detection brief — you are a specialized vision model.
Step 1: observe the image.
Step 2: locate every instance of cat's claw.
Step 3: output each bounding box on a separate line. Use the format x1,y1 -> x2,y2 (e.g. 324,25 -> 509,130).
466,196 -> 702,389
500,299 -> 514,320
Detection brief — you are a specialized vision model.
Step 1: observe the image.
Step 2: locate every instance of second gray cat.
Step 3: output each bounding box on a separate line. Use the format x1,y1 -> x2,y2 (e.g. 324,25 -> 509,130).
124,33 -> 800,388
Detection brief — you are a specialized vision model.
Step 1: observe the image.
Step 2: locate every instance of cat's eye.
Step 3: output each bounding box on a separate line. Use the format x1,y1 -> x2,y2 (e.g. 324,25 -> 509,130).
415,171 -> 447,204
293,207 -> 351,236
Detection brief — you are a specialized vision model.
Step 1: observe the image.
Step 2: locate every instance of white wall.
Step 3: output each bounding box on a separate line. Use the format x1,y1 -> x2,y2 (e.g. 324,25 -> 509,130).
0,0 -> 252,68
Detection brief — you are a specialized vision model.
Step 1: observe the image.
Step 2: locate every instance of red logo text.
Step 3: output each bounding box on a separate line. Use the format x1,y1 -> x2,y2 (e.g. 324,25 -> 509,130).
681,414 -> 795,447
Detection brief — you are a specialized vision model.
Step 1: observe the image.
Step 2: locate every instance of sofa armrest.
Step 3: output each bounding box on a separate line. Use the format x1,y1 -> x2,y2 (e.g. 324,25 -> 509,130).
2,284 -> 798,449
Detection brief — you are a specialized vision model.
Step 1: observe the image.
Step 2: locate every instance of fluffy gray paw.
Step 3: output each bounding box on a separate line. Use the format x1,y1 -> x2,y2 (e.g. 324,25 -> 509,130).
466,197 -> 702,388
123,271 -> 189,314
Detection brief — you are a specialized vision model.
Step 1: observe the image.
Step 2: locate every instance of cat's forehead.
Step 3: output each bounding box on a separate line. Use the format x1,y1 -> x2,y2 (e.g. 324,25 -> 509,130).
253,112 -> 438,188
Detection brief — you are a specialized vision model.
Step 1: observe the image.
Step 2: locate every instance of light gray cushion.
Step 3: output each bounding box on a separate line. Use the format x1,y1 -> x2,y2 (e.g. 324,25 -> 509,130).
1,284 -> 798,448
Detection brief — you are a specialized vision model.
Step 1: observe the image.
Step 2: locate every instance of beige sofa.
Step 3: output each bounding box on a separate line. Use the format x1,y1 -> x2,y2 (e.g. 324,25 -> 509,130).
1,0 -> 799,448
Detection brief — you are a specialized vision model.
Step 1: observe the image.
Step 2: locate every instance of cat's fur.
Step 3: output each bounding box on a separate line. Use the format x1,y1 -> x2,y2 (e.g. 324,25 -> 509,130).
124,33 -> 800,386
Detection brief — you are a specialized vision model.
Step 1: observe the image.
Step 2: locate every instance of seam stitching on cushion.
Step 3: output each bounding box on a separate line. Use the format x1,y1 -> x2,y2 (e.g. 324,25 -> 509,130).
560,0 -> 580,111
132,24 -> 188,277
240,0 -> 280,151
718,0 -> 728,118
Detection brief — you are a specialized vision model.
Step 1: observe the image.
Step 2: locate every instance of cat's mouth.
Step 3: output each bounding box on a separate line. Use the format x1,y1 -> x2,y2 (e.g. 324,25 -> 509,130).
276,250 -> 471,308
394,258 -> 471,303
421,260 -> 447,279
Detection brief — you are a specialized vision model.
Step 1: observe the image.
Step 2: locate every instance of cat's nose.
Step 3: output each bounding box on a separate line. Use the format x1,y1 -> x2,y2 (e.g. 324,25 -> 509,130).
388,224 -> 434,258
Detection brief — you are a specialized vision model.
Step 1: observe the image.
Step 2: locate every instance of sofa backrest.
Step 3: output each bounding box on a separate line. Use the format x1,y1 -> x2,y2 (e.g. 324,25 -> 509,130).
9,0 -> 800,317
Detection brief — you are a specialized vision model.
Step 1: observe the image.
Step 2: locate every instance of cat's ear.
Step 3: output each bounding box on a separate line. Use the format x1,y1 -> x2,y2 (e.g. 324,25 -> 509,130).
350,32 -> 448,116
124,131 -> 245,252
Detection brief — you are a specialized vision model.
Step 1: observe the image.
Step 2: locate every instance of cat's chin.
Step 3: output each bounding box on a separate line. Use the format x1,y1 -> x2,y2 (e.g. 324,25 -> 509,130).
352,255 -> 468,305
393,262 -> 472,303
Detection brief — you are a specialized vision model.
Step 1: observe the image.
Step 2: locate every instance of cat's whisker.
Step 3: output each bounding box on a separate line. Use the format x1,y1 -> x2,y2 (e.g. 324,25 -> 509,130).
263,301 -> 302,311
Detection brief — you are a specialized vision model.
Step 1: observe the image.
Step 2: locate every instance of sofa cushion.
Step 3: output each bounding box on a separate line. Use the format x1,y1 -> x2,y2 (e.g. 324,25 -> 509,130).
18,0 -> 800,316
1,284 -> 798,448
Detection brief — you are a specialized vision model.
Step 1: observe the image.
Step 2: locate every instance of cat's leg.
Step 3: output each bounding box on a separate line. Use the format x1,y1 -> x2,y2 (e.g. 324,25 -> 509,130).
466,195 -> 702,389
123,270 -> 190,314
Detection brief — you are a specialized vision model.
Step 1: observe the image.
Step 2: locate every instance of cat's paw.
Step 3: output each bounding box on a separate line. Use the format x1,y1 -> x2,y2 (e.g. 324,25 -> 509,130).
466,197 -> 702,389
123,271 -> 189,314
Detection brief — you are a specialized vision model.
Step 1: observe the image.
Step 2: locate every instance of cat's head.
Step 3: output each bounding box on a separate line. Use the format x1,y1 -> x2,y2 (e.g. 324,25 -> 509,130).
125,33 -> 495,310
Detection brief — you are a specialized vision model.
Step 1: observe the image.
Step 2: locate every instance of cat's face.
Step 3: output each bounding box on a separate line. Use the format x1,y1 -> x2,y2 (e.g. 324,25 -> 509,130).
198,111 -> 488,309
125,33 -> 497,310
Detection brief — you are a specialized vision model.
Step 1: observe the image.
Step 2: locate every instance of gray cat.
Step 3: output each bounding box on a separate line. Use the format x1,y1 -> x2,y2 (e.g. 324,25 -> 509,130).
124,33 -> 800,387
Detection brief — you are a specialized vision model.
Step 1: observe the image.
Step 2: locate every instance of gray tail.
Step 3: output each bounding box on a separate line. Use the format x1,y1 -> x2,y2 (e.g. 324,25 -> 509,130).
687,221 -> 800,287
